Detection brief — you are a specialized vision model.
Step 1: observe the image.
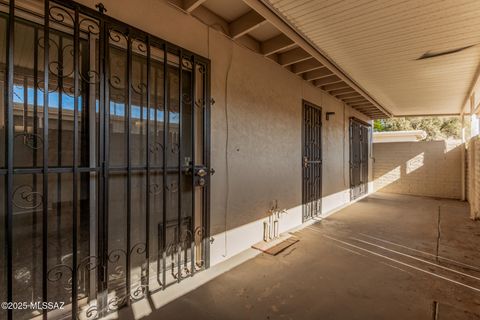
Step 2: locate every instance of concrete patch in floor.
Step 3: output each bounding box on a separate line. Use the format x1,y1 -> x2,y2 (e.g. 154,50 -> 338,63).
252,234 -> 299,255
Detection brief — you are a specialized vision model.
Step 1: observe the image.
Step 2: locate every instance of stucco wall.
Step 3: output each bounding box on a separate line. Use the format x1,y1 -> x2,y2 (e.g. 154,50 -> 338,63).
76,0 -> 371,265
467,136 -> 480,220
373,140 -> 463,199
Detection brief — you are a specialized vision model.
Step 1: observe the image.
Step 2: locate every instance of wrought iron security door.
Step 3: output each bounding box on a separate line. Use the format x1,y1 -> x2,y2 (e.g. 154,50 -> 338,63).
349,118 -> 369,200
0,1 -> 211,319
302,101 -> 322,222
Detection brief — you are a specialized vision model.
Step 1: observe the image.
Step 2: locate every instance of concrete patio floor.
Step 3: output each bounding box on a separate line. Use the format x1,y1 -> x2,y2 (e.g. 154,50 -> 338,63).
137,192 -> 480,319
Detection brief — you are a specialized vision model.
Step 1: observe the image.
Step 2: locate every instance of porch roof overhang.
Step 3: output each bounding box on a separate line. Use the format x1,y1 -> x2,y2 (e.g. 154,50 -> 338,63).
169,0 -> 480,120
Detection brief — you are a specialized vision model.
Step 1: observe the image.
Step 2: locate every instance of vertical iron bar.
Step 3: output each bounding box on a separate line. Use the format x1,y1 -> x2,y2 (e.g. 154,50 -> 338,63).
190,56 -> 195,275
204,61 -> 211,268
301,103 -> 304,222
98,18 -> 107,317
145,35 -> 151,290
72,7 -> 80,317
42,1 -> 50,318
161,44 -> 168,289
56,34 -> 63,278
154,64 -> 160,285
22,77 -> 27,133
126,29 -> 132,303
32,26 -> 38,303
309,107 -> 312,219
177,50 -> 182,283
306,105 -> 309,220
306,106 -> 310,220
57,34 -> 62,188
5,0 -> 14,319
317,109 -> 323,216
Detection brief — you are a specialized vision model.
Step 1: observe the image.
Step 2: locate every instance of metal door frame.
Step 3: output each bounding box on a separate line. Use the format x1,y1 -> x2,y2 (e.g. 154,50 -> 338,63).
302,100 -> 322,222
1,1 -> 212,319
349,117 -> 370,201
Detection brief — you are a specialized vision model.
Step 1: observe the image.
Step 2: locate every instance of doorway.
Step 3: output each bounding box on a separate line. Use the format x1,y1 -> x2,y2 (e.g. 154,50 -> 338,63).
302,100 -> 322,222
349,117 -> 370,200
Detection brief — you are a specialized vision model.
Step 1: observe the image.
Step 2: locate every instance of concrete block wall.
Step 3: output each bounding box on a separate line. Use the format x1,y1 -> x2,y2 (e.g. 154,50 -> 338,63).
373,140 -> 463,199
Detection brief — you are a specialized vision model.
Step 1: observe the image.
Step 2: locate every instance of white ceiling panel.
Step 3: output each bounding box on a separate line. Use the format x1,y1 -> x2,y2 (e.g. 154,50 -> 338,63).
266,0 -> 480,115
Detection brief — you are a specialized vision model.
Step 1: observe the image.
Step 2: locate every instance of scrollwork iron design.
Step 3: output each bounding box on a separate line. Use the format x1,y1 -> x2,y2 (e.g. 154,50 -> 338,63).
148,141 -> 164,154
196,64 -> 206,74
49,5 -> 75,26
80,70 -> 101,85
131,82 -> 147,95
195,98 -> 205,109
12,185 -> 43,210
84,304 -> 99,320
108,29 -> 128,44
149,183 -> 163,195
106,243 -> 148,311
182,93 -> 192,105
132,39 -> 147,53
15,132 -> 44,150
165,181 -> 178,193
79,17 -> 100,35
109,75 -> 124,90
181,58 -> 192,70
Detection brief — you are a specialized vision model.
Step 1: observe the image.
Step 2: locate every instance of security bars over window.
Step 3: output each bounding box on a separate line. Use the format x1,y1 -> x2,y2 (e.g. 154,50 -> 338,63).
0,0 -> 212,319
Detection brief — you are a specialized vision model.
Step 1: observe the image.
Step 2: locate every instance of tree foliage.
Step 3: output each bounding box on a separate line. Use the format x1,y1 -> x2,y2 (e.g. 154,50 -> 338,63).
373,116 -> 461,141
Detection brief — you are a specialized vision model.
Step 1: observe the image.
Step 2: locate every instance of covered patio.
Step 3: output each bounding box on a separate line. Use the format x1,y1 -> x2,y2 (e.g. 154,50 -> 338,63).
116,192 -> 480,319
2,0 -> 480,319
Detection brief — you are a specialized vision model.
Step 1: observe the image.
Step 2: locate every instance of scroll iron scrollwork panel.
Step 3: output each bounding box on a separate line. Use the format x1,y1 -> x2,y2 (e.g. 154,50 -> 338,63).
12,185 -> 43,210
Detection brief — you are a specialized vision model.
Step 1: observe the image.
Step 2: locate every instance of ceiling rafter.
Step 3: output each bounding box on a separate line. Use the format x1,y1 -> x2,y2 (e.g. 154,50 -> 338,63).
314,75 -> 342,87
182,0 -> 207,13
322,82 -> 349,91
330,88 -> 356,95
242,0 -> 391,118
291,58 -> 323,74
303,68 -> 333,81
278,47 -> 311,66
230,10 -> 266,39
172,0 -> 390,119
261,34 -> 296,56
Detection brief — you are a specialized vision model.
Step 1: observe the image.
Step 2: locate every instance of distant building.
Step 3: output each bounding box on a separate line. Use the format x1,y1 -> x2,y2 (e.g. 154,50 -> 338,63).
373,130 -> 427,143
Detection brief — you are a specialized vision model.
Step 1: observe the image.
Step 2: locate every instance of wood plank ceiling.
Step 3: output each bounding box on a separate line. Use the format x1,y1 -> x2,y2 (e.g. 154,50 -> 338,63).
264,0 -> 480,117
169,0 -> 392,119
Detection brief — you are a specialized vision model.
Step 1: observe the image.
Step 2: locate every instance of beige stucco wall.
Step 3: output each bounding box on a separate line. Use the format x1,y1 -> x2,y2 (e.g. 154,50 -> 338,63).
467,136 -> 480,220
76,0 -> 371,264
373,140 -> 463,199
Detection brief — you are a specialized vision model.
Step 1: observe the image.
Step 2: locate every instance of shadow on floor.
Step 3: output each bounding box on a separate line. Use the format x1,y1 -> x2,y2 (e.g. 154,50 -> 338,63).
115,192 -> 480,320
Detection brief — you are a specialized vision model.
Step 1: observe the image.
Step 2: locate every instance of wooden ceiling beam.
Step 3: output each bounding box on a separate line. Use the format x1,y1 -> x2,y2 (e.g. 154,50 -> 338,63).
291,58 -> 323,74
303,68 -> 333,81
261,34 -> 296,56
336,92 -> 361,99
322,82 -> 349,91
278,47 -> 311,66
230,10 -> 266,39
331,88 -> 356,96
314,75 -> 342,87
182,0 -> 207,13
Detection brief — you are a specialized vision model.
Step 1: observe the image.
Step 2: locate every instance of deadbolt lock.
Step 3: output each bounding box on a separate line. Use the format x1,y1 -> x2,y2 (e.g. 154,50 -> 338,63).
196,168 -> 207,177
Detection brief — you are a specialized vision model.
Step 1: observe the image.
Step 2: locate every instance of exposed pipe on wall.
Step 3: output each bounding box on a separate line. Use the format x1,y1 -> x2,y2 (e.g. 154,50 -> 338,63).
214,26 -> 234,257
